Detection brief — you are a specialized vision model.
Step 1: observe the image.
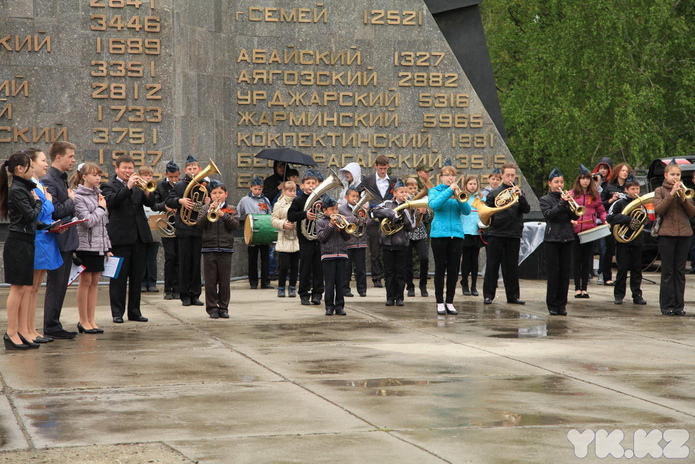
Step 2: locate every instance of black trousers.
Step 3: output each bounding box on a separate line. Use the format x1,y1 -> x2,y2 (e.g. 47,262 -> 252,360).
406,239 -> 429,291
383,246 -> 407,301
366,223 -> 383,282
431,237 -> 463,304
141,241 -> 160,289
247,244 -> 270,287
177,235 -> 202,301
323,258 -> 346,311
110,241 -> 146,319
658,236 -> 689,313
344,247 -> 367,294
614,243 -> 642,300
460,243 -> 480,291
277,251 -> 299,288
161,237 -> 179,293
298,240 -> 323,297
203,252 -> 232,312
602,234 -> 616,282
573,238 -> 594,291
43,249 -> 74,334
545,241 -> 572,313
483,236 -> 521,302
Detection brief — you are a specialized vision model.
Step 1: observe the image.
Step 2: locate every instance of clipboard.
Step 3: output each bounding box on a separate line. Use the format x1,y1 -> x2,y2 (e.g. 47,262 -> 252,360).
102,256 -> 123,279
68,263 -> 86,286
49,217 -> 88,233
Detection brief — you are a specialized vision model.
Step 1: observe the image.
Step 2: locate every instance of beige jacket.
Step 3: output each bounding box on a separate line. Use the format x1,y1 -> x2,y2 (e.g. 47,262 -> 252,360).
654,183 -> 695,237
271,195 -> 300,253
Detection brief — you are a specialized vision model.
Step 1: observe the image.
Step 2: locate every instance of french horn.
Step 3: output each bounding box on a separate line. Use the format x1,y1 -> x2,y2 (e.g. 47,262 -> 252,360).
474,186 -> 520,227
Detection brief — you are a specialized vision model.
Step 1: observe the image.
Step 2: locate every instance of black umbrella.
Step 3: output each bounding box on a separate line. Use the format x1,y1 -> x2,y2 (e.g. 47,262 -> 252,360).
255,148 -> 317,167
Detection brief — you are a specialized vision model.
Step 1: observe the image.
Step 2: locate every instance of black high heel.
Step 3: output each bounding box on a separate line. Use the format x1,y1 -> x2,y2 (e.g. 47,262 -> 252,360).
77,322 -> 99,334
4,333 -> 29,350
18,333 -> 40,349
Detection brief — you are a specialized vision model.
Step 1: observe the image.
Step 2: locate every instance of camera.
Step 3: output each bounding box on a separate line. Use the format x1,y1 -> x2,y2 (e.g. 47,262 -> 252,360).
592,174 -> 601,181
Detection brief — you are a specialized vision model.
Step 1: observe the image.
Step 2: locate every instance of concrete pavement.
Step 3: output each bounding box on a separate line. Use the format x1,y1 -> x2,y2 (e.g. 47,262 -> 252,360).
0,273 -> 694,463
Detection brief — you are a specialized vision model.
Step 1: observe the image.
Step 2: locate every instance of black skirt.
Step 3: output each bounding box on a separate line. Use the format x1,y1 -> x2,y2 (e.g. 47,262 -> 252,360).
4,232 -> 34,286
76,250 -> 105,273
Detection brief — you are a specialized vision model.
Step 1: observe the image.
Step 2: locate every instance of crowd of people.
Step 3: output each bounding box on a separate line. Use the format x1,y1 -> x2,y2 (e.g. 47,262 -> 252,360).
2,145 -> 694,349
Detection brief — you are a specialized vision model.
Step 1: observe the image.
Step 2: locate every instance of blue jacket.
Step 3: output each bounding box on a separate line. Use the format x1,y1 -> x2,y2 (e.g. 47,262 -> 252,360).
461,193 -> 482,235
428,184 -> 471,238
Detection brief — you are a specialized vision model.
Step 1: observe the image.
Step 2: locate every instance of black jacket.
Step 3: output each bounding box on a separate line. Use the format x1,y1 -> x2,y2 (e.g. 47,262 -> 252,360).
153,178 -> 176,212
601,181 -> 626,212
8,176 -> 44,236
40,166 -> 79,251
101,175 -> 155,247
197,203 -> 240,251
372,199 -> 415,248
540,191 -> 578,243
355,172 -> 395,206
486,183 -> 531,238
287,192 -> 313,244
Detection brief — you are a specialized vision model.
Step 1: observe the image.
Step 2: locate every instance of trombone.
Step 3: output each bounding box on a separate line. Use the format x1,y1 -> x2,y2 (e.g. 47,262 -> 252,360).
561,190 -> 586,216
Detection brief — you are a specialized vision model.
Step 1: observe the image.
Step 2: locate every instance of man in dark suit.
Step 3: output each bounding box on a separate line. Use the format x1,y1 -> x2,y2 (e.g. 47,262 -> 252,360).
355,154 -> 395,288
153,160 -> 181,300
101,155 -> 156,323
41,141 -> 78,339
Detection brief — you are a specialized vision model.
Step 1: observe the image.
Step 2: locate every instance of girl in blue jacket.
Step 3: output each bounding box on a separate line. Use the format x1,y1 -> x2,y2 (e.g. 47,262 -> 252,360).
428,165 -> 471,315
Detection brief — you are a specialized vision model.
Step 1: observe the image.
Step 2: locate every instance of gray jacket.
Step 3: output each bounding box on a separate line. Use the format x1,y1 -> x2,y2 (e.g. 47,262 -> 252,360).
372,199 -> 415,248
316,215 -> 351,259
74,185 -> 111,254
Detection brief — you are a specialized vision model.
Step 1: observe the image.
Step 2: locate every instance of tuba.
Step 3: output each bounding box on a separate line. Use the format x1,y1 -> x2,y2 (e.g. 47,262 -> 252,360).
613,192 -> 654,243
351,189 -> 375,238
474,186 -> 520,227
380,197 -> 430,236
300,170 -> 342,240
181,159 -> 221,226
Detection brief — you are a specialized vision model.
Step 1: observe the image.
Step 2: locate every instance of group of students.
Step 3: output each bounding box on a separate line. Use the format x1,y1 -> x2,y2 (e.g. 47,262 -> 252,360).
247,156 -> 530,317
0,145 -> 241,350
541,160 -> 695,316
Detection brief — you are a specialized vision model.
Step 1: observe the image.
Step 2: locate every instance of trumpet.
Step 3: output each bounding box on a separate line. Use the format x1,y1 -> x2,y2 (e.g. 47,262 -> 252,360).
452,182 -> 469,203
207,203 -> 222,222
561,190 -> 586,216
331,214 -> 358,234
133,177 -> 157,193
675,183 -> 695,200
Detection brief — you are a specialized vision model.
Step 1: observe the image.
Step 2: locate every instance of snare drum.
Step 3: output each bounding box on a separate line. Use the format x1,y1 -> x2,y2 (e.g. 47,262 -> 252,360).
578,224 -> 611,244
244,214 -> 278,246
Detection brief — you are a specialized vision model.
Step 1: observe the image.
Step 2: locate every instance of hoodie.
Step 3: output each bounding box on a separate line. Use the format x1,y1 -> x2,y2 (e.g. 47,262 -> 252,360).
592,157 -> 613,183
337,162 -> 362,206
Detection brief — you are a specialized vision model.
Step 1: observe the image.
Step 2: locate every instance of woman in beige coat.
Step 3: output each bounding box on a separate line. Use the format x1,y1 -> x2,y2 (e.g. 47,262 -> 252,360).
654,162 -> 695,316
271,181 -> 300,297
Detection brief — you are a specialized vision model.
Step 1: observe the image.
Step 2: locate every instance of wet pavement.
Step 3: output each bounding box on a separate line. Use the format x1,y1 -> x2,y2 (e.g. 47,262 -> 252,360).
0,273 -> 694,463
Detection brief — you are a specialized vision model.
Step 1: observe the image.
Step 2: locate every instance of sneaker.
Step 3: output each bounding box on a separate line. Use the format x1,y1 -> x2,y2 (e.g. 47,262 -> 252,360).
288,287 -> 297,298
277,287 -> 286,298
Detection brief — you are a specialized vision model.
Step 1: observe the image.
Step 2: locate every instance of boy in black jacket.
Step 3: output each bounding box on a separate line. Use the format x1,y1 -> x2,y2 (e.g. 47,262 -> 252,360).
607,179 -> 647,305
372,181 -> 415,306
316,195 -> 352,316
197,181 -> 239,319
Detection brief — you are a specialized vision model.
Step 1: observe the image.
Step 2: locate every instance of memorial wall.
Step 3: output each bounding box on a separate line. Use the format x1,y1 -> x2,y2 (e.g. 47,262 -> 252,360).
0,0 -> 538,210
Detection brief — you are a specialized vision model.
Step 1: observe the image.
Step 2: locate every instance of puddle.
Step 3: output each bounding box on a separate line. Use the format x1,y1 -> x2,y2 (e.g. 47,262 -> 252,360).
489,320 -> 576,338
321,378 -> 444,396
